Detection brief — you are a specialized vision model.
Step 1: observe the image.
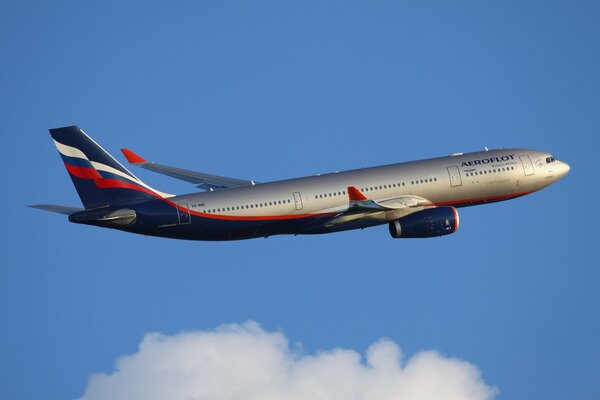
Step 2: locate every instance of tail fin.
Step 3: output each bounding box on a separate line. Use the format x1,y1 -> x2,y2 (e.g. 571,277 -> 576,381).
49,126 -> 171,209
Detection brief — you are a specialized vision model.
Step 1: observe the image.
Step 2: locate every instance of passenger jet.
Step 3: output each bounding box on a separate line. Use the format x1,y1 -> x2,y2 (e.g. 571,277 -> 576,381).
31,126 -> 570,240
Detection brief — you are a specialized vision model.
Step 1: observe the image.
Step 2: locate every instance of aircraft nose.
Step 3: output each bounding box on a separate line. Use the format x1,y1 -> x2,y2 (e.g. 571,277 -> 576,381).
560,161 -> 571,177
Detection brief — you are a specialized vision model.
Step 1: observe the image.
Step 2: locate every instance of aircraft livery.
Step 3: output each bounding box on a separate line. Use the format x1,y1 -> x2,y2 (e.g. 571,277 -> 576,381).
31,126 -> 570,241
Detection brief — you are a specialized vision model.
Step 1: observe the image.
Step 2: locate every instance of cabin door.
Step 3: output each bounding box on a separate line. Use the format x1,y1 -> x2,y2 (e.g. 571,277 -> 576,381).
293,192 -> 303,210
519,155 -> 535,176
447,166 -> 463,187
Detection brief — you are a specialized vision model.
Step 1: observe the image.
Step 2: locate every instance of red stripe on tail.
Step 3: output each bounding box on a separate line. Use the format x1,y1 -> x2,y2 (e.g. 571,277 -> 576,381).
65,163 -> 103,180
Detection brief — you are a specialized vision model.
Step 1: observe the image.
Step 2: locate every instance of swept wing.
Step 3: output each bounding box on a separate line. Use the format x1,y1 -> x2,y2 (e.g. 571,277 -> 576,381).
121,149 -> 257,191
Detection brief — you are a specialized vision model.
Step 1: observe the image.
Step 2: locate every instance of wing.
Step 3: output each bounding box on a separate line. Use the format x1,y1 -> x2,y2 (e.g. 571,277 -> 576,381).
326,186 -> 432,226
120,149 -> 258,191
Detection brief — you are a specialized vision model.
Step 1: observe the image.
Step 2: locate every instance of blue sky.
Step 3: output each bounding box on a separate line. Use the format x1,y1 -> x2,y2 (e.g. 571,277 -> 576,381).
1,1 -> 598,399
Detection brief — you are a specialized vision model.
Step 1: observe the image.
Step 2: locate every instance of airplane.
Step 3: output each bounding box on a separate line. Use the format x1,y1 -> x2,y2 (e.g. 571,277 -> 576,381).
30,126 -> 570,241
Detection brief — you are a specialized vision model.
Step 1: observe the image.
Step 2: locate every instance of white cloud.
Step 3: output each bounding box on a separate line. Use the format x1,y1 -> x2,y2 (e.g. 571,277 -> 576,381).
79,321 -> 498,400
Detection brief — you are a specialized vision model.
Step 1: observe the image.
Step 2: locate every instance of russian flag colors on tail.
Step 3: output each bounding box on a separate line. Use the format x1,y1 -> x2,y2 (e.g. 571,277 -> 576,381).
50,126 -> 171,209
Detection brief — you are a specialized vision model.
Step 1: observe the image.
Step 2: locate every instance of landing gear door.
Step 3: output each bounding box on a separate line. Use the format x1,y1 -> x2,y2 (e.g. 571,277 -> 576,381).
520,155 -> 535,176
177,203 -> 191,225
447,166 -> 463,187
293,192 -> 303,210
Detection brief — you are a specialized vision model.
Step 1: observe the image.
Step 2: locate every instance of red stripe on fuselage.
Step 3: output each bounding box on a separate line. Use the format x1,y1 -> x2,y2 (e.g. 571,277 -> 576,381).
425,191 -> 535,207
177,189 -> 534,222
183,207 -> 338,221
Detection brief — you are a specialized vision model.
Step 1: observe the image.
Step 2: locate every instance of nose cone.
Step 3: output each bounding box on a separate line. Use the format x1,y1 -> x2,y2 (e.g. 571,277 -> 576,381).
559,161 -> 571,178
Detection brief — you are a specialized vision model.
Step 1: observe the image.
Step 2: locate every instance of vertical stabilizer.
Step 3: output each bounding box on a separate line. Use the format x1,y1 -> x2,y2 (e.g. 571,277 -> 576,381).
49,126 -> 169,209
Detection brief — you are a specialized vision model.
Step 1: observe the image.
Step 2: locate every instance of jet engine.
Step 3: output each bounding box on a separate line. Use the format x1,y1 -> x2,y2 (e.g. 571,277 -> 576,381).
389,206 -> 459,238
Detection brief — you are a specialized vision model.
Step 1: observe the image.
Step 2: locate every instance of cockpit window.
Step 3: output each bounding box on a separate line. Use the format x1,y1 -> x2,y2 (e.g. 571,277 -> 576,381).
546,156 -> 557,163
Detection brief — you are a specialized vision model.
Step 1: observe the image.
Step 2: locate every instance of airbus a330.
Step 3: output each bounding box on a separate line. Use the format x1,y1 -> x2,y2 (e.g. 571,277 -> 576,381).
31,126 -> 570,240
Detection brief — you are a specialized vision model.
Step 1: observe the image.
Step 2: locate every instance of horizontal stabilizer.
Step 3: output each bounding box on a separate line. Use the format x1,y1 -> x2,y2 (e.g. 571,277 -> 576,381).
121,148 -> 257,191
29,204 -> 84,215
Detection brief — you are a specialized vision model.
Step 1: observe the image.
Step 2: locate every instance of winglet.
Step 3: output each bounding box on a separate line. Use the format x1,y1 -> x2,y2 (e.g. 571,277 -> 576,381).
347,186 -> 368,201
121,148 -> 147,164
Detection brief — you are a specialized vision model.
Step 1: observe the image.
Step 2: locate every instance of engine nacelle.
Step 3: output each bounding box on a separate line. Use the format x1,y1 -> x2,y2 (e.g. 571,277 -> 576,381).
389,206 -> 459,238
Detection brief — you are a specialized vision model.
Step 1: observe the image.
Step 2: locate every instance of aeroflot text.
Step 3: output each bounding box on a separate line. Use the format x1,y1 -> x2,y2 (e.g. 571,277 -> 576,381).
461,155 -> 514,167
